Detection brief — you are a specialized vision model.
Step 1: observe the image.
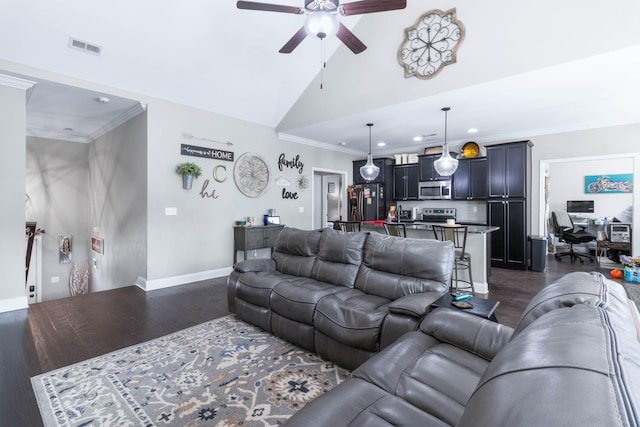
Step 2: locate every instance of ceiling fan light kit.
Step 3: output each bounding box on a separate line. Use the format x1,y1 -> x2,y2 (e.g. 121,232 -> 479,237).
304,11 -> 339,39
360,123 -> 380,181
433,107 -> 459,177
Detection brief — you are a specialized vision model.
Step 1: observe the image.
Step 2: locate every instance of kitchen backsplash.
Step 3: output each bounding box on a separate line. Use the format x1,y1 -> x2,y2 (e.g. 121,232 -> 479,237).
393,200 -> 487,224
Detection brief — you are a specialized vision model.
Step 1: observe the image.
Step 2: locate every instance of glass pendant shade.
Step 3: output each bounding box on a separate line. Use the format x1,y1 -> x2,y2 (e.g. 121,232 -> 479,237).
433,107 -> 458,176
360,123 -> 380,181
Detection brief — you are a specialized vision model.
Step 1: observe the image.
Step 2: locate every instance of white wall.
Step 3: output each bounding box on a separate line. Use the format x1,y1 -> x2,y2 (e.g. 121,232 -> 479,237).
0,81 -> 27,311
548,158 -> 633,219
89,111 -> 148,292
26,138 -> 90,301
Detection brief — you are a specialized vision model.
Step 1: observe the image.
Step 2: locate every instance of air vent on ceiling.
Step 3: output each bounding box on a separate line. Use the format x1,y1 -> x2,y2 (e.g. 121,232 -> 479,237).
68,37 -> 102,56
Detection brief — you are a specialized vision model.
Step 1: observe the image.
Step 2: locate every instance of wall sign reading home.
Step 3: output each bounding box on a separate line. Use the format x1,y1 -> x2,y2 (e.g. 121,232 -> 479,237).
181,144 -> 234,162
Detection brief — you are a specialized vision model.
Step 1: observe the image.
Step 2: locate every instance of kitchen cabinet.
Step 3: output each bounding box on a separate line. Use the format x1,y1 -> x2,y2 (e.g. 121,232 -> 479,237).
487,142 -> 529,198
452,158 -> 487,200
418,154 -> 452,182
352,158 -> 394,185
486,141 -> 531,270
393,164 -> 419,200
488,200 -> 527,269
233,225 -> 284,264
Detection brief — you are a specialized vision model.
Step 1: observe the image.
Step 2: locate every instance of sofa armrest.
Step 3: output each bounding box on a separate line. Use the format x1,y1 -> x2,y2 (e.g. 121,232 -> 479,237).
233,258 -> 276,273
420,308 -> 514,360
388,292 -> 444,318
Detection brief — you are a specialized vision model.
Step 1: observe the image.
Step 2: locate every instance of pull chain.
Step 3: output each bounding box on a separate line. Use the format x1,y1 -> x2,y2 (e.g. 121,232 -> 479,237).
320,38 -> 326,90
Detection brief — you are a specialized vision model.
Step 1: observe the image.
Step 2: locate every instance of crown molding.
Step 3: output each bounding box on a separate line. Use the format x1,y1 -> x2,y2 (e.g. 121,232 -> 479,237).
0,73 -> 37,102
88,101 -> 147,142
278,132 -> 365,155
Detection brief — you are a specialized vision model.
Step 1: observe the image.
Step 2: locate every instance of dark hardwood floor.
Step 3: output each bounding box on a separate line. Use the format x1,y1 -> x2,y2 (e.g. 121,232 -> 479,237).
0,257 -> 608,426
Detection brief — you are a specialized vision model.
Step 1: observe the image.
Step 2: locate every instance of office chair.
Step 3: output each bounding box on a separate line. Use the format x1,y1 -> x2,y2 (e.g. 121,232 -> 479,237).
551,210 -> 596,263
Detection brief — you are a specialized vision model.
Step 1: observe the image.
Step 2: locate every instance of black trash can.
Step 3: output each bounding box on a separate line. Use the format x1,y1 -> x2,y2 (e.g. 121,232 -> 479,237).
529,235 -> 548,272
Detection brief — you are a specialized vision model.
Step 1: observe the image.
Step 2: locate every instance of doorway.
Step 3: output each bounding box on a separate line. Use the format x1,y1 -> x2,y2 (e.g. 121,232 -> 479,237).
312,168 -> 348,229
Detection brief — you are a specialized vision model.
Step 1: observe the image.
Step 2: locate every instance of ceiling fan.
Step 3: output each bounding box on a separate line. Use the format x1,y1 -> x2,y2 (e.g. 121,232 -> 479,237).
237,0 -> 407,54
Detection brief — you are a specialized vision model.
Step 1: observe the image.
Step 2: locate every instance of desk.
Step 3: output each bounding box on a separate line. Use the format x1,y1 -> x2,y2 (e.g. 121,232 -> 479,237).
596,240 -> 632,269
431,294 -> 500,321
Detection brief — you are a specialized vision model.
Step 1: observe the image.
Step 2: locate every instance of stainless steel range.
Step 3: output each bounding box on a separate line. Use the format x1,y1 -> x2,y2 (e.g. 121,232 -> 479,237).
421,208 -> 456,223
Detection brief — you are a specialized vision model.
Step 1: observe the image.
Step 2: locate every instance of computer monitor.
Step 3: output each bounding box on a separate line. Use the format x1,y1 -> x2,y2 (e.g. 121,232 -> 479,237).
566,200 -> 594,215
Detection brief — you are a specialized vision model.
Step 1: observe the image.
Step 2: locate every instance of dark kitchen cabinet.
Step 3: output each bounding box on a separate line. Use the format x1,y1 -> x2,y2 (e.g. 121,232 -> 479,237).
452,158 -> 487,200
488,200 -> 527,269
487,142 -> 528,198
486,141 -> 531,270
418,154 -> 452,182
352,158 -> 393,185
393,164 -> 419,200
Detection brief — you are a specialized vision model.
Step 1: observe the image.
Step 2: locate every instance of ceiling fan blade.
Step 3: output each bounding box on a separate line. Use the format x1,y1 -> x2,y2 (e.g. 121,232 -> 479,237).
237,1 -> 304,14
336,23 -> 367,54
279,27 -> 308,53
341,0 -> 406,16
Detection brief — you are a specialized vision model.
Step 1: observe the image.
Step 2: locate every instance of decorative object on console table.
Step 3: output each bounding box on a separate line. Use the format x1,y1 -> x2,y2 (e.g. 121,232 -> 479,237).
233,224 -> 285,264
176,161 -> 203,190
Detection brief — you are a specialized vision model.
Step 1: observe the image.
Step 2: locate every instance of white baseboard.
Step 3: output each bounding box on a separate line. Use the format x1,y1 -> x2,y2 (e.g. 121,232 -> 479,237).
137,267 -> 233,292
0,295 -> 29,313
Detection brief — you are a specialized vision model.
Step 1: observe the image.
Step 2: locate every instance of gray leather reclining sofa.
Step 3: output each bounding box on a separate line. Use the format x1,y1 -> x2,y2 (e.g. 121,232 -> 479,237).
227,226 -> 455,369
284,271 -> 640,426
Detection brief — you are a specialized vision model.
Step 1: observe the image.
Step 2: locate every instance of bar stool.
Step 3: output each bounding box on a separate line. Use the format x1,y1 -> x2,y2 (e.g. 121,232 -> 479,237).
334,221 -> 362,232
432,224 -> 474,294
383,222 -> 407,237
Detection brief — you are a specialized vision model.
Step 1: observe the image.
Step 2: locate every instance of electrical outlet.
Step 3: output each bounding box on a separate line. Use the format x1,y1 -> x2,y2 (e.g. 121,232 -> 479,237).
473,206 -> 478,213
51,276 -> 60,283
299,206 -> 304,213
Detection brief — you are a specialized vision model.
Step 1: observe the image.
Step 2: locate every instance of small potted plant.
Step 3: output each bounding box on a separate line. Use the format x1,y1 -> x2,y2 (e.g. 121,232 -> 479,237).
176,161 -> 202,190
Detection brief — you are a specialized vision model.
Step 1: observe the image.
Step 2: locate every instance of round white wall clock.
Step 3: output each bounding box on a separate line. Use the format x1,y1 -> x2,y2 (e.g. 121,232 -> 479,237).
233,152 -> 271,197
398,8 -> 465,80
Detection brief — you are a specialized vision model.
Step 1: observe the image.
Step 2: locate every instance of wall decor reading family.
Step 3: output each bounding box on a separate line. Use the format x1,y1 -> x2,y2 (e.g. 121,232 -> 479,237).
585,174 -> 633,194
181,143 -> 234,162
278,153 -> 304,174
234,152 -> 270,198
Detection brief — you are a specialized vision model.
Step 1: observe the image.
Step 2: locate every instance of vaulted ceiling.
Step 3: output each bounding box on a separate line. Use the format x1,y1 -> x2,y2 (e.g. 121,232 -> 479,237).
3,0 -> 640,154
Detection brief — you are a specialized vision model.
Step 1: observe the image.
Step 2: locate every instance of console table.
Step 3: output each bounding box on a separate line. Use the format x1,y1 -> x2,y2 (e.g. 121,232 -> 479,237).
233,225 -> 285,264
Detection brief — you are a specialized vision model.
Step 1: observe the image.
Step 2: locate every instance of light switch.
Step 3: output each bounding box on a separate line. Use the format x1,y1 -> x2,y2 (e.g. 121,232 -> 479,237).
165,207 -> 178,216
299,206 -> 304,213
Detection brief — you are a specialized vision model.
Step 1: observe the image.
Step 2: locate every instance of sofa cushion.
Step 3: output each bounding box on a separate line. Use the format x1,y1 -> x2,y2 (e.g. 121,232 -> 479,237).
272,228 -> 321,277
270,277 -> 348,324
459,303 -> 640,427
235,271 -> 298,308
314,289 -> 391,352
354,330 -> 490,426
356,233 -> 453,300
311,228 -> 367,287
283,378 -> 450,427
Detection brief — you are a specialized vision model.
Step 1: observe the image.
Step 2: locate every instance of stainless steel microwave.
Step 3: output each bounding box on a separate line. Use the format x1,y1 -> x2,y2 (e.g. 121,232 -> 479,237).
418,180 -> 451,200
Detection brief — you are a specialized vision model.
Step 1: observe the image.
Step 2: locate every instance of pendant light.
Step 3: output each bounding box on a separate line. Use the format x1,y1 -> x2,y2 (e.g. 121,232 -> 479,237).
433,107 -> 458,176
359,123 -> 380,181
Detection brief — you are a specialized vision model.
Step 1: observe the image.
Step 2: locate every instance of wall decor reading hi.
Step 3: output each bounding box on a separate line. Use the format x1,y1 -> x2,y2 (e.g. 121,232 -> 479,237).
585,174 -> 633,194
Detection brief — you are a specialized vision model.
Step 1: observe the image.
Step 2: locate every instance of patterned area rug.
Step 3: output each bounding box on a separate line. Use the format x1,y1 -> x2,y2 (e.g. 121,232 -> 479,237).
32,315 -> 350,426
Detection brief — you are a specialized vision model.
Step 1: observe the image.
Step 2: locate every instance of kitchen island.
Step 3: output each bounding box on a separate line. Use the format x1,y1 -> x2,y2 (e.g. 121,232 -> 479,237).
362,221 -> 499,294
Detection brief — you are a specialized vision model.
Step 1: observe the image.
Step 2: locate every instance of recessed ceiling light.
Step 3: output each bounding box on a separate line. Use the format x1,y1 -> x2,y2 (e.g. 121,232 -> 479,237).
97,96 -> 110,104
467,128 -> 478,133
339,141 -> 347,146
377,142 -> 386,147
413,136 -> 423,142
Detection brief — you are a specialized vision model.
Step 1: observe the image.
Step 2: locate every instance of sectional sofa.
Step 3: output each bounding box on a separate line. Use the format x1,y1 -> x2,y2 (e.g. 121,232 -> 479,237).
284,271 -> 640,426
227,226 -> 455,369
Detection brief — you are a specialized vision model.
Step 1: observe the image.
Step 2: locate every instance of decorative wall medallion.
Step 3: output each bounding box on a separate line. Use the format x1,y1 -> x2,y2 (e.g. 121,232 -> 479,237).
233,152 -> 270,198
297,175 -> 310,191
398,8 -> 465,79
